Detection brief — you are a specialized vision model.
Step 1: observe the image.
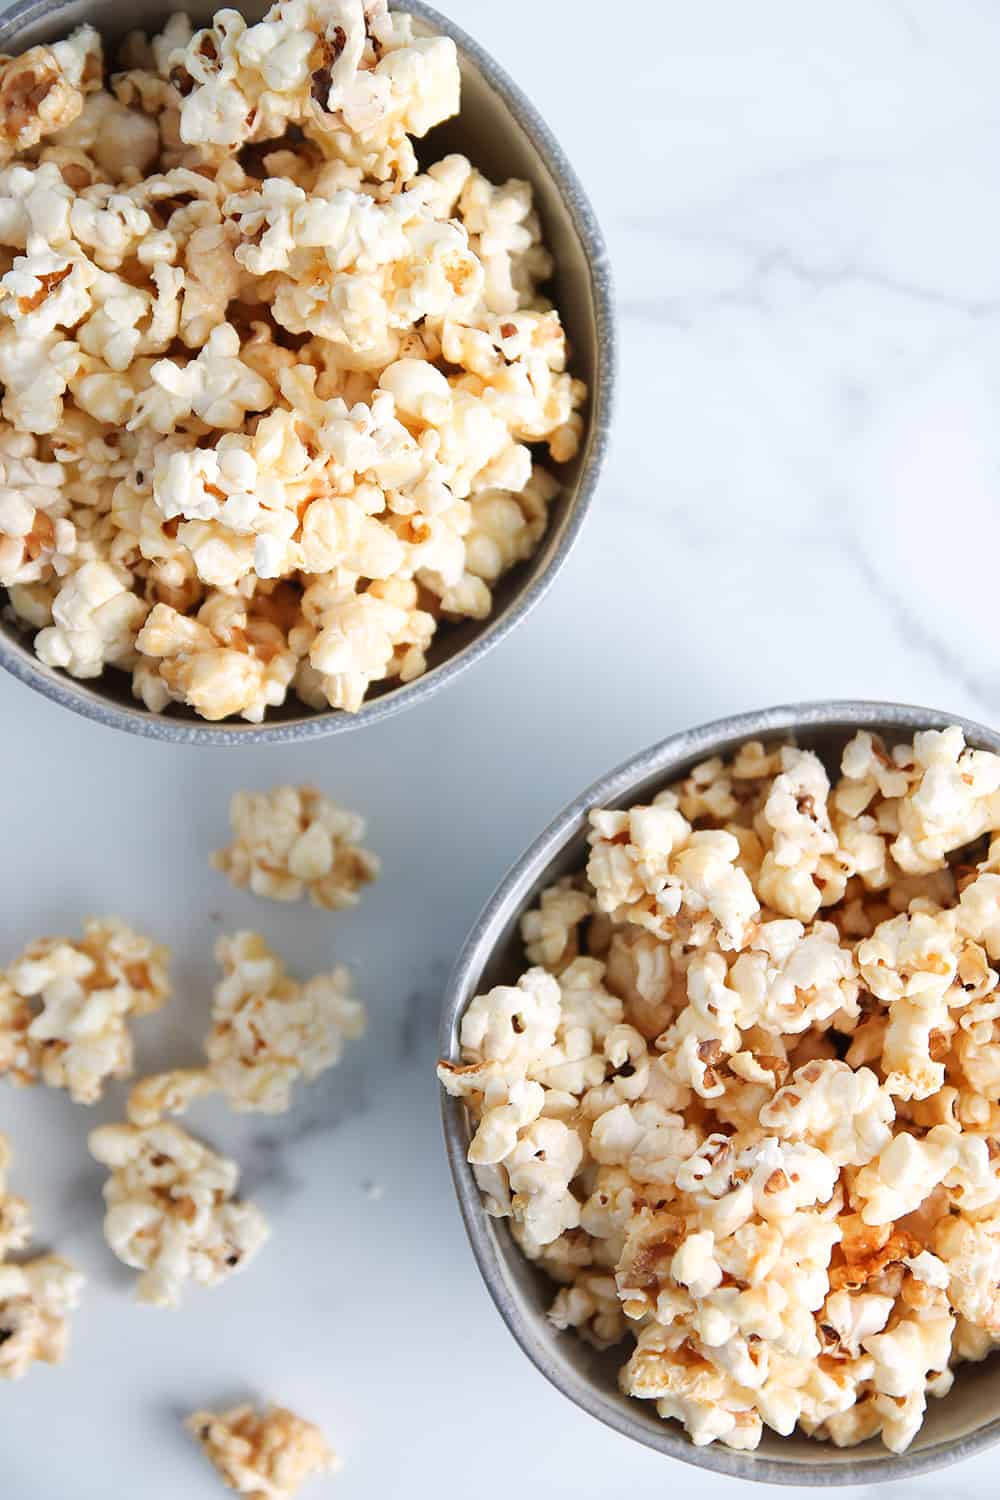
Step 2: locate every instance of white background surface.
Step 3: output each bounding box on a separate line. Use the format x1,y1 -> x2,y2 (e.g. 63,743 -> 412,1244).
3,0 -> 1000,1495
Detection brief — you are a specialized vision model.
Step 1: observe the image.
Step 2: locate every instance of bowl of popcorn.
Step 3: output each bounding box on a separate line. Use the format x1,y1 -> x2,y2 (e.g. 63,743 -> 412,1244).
0,0 -> 611,741
439,702 -> 1000,1483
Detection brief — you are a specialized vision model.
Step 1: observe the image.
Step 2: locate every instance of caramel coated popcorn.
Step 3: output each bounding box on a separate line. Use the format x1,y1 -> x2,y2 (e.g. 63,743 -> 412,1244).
439,727 -> 1000,1455
0,1255 -> 84,1379
213,784 -> 378,908
125,932 -> 364,1122
88,1119 -> 269,1306
0,0 -> 586,722
204,931 -> 364,1113
0,1133 -> 83,1379
0,1131 -> 31,1257
1,917 -> 170,1102
186,1403 -> 336,1499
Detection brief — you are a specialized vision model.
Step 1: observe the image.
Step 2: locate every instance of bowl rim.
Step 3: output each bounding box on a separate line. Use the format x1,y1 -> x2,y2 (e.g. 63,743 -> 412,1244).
439,699 -> 1000,1486
0,0 -> 615,745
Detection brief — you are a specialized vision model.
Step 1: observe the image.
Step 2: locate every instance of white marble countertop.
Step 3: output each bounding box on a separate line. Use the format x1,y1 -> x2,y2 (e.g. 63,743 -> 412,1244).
4,0 -> 1000,1495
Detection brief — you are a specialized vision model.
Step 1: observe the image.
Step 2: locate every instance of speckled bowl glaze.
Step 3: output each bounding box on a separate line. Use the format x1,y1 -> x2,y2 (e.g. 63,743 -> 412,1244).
440,701 -> 1000,1486
0,0 -> 614,743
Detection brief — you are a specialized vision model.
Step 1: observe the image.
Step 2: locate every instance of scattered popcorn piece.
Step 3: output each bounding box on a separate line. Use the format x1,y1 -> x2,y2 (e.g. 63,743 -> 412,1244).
212,785 -> 378,910
0,1133 -> 31,1257
185,1403 -> 336,1500
0,1256 -> 84,1379
88,1120 -> 269,1306
892,728 -> 1000,874
2,917 -> 170,1102
205,932 -> 365,1114
126,1067 -> 219,1127
440,725 -> 1000,1457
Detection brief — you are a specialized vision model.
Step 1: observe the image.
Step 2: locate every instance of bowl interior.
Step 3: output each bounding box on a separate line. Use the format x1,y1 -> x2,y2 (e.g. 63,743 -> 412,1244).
0,0 -> 608,737
442,704 -> 1000,1485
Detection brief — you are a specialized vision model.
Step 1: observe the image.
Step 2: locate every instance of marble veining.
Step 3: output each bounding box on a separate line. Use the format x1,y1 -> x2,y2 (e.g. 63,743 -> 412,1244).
3,0 -> 1000,1494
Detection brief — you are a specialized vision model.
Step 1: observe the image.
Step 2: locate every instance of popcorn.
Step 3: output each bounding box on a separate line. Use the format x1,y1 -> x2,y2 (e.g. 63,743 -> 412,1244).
0,31 -> 97,165
854,1128 -> 964,1225
505,1117 -> 584,1252
213,784 -> 378,909
440,726 -> 1000,1456
0,425 -> 74,587
467,1077 -> 544,1167
204,931 -> 365,1113
727,920 -> 859,1036
135,594 -> 297,722
0,1256 -> 84,1379
2,917 -> 170,1103
822,1289 -> 893,1355
587,804 -> 759,951
34,559 -> 148,678
135,324 -> 274,433
758,1060 -> 894,1167
590,1100 -> 700,1188
0,1135 -> 84,1381
521,879 -> 592,974
935,1213 -> 1000,1332
0,0 -> 585,722
857,911 -> 960,1005
0,236 -> 94,340
0,323 -> 80,433
892,728 -> 1000,874
548,1271 -> 627,1350
55,90 -> 161,183
460,469 -> 557,590
438,968 -> 561,1096
185,1404 -> 336,1499
621,1321 -> 763,1450
126,1067 -> 219,1127
0,1134 -> 31,1258
88,1120 -> 269,1306
957,871 -> 1000,960
293,576 -> 435,714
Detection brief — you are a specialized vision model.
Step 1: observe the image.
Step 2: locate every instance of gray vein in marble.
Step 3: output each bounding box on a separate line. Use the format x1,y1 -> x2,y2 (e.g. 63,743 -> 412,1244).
614,223 -> 1000,321
398,959 -> 449,1060
241,1060 -> 370,1200
891,0 -> 926,47
835,526 -> 1000,718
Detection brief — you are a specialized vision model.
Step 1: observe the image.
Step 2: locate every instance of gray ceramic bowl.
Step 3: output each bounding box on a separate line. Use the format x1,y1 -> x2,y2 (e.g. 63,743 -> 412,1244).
440,700 -> 1000,1486
0,0 -> 613,743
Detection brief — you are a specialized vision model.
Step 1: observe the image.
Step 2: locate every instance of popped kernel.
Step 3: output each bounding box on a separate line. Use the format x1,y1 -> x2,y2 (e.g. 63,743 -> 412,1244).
212,783 -> 378,910
0,1256 -> 84,1379
88,1119 -> 269,1306
205,931 -> 365,1114
185,1403 -> 336,1499
2,917 -> 169,1103
126,1067 -> 219,1127
0,1133 -> 31,1258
